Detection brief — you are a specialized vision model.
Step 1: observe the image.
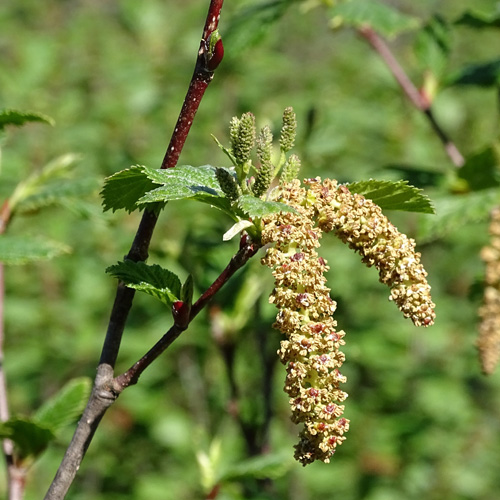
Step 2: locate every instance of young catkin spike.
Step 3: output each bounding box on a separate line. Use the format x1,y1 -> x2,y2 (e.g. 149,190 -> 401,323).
230,112 -> 255,166
280,154 -> 301,185
280,106 -> 297,153
261,180 -> 349,466
215,168 -> 240,202
253,125 -> 274,197
477,207 -> 500,374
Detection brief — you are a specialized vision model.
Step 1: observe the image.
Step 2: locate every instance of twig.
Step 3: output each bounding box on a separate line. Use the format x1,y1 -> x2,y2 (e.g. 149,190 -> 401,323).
114,239 -> 260,390
43,2 -> 226,499
358,26 -> 465,168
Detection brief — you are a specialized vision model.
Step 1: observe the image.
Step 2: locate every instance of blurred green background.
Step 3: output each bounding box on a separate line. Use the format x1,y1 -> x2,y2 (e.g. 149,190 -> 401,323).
1,0 -> 499,498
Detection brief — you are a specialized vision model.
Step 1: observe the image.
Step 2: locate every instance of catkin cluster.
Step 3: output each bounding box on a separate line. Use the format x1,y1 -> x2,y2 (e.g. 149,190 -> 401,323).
261,178 -> 435,465
478,207 -> 500,375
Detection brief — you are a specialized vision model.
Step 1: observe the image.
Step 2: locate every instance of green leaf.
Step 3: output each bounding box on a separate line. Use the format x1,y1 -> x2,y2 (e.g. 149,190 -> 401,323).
101,166 -> 158,213
106,260 -> 182,306
0,109 -> 55,130
330,0 -> 420,38
34,377 -> 92,433
237,195 -> 296,218
139,165 -> 224,201
0,235 -> 71,265
414,15 -> 450,78
347,179 -> 435,214
137,165 -> 235,217
218,452 -> 292,482
417,188 -> 500,242
447,59 -> 500,87
457,145 -> 500,191
455,9 -> 500,29
0,418 -> 54,461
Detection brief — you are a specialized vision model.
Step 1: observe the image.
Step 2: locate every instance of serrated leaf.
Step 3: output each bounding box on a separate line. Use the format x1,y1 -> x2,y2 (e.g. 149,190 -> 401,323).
101,166 -> 158,213
347,179 -> 435,214
330,0 -> 420,38
218,452 -> 292,482
0,109 -> 55,130
137,165 -> 235,217
106,260 -> 181,306
455,9 -> 500,29
34,377 -> 92,433
447,59 -> 500,87
457,145 -> 500,191
238,195 -> 296,218
417,188 -> 500,242
140,165 -> 224,200
0,235 -> 71,264
0,418 -> 54,461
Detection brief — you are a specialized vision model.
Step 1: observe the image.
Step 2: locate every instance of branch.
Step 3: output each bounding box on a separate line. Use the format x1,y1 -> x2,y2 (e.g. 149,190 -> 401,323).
114,238 -> 260,390
358,26 -> 465,168
44,1 -> 226,498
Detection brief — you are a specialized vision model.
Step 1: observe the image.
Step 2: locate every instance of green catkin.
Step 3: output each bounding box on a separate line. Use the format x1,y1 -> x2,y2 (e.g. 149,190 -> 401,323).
253,125 -> 274,197
230,112 -> 255,166
280,154 -> 301,185
280,106 -> 297,153
215,168 -> 240,202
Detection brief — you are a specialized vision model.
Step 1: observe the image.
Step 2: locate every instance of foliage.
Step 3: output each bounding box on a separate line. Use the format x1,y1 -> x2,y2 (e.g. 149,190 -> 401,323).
1,0 -> 500,499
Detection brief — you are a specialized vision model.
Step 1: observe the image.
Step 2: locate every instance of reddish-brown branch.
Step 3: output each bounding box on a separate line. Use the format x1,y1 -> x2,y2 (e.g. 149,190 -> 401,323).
358,26 -> 465,168
44,2 -> 226,499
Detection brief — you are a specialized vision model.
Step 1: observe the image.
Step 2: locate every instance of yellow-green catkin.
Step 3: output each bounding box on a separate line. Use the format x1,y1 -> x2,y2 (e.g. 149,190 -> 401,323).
478,207 -> 500,375
261,180 -> 349,466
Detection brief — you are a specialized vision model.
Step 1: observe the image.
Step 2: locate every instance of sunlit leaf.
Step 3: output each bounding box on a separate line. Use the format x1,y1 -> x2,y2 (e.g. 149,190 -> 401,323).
347,179 -> 435,214
0,109 -> 55,130
106,260 -> 182,306
101,166 -> 158,213
0,235 -> 71,264
34,377 -> 92,433
330,0 -> 420,38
